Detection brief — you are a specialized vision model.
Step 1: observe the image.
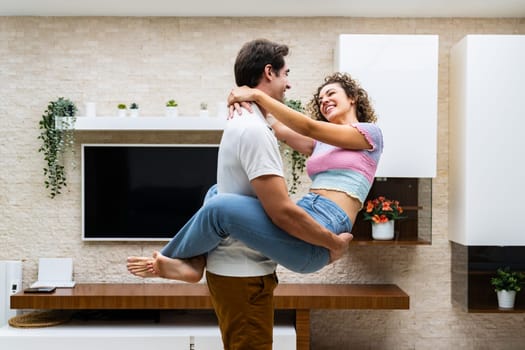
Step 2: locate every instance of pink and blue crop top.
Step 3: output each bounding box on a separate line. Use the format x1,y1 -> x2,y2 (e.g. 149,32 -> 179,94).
306,123 -> 383,205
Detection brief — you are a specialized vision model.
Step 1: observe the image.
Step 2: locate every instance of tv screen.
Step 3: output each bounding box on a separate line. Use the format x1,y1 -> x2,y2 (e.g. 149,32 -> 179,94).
82,144 -> 219,241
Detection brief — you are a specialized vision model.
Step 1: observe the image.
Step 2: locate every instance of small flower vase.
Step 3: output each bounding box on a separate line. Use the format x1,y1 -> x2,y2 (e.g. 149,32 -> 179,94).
117,109 -> 127,118
166,106 -> 178,118
496,290 -> 516,309
84,102 -> 96,117
371,220 -> 395,240
129,109 -> 139,118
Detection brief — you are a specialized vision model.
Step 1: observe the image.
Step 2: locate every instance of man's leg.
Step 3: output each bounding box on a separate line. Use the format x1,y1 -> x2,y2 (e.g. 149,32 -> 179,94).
206,271 -> 277,350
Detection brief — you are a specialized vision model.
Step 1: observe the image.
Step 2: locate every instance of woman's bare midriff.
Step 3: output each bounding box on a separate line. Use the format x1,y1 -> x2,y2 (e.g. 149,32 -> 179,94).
310,189 -> 362,224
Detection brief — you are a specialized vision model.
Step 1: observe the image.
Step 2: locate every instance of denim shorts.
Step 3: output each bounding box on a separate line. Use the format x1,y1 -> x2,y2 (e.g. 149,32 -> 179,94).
296,192 -> 353,234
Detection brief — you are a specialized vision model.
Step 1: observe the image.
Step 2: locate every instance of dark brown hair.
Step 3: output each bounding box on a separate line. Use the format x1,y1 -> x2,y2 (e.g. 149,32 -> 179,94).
307,72 -> 377,123
234,39 -> 289,88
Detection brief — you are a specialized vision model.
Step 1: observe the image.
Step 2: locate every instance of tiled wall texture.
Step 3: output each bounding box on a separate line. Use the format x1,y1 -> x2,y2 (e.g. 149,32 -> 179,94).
1,16 -> 525,349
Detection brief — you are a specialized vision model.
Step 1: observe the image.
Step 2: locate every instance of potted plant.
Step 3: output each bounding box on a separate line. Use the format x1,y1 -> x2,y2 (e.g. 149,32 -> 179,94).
491,267 -> 524,309
38,97 -> 78,198
166,99 -> 178,117
199,102 -> 209,117
363,196 -> 406,240
117,103 -> 127,118
129,102 -> 139,118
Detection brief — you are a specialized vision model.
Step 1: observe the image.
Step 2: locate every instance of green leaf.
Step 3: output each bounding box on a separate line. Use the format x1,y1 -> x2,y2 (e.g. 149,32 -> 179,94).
283,99 -> 307,195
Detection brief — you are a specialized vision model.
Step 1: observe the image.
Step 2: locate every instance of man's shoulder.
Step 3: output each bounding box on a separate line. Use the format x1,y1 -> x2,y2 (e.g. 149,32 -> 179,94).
225,111 -> 269,136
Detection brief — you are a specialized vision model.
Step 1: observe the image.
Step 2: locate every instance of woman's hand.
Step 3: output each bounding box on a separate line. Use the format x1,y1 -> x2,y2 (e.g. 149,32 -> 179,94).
228,101 -> 253,119
227,86 -> 257,118
228,86 -> 258,105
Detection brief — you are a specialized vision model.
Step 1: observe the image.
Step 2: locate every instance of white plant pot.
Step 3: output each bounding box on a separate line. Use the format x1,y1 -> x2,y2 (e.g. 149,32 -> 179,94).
166,107 -> 178,118
497,290 -> 516,309
129,109 -> 139,118
371,220 -> 395,240
54,116 -> 76,130
117,109 -> 127,118
199,110 -> 209,117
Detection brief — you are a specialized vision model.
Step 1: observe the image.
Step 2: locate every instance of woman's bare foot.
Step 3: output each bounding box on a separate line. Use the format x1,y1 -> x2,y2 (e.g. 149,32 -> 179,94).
127,256 -> 159,278
149,251 -> 205,283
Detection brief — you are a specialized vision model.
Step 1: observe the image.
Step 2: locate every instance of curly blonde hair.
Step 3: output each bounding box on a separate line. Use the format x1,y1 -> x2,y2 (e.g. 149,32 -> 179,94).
307,72 -> 377,123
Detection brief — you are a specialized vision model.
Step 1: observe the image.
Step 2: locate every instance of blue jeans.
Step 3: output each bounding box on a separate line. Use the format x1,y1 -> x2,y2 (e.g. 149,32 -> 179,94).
160,185 -> 352,273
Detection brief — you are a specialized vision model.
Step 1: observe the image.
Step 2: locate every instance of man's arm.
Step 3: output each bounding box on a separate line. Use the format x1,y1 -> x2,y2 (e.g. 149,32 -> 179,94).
251,174 -> 351,260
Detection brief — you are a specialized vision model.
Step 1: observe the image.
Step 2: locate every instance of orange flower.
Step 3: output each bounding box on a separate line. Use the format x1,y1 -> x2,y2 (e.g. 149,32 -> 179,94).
363,196 -> 406,222
381,201 -> 393,212
371,214 -> 389,223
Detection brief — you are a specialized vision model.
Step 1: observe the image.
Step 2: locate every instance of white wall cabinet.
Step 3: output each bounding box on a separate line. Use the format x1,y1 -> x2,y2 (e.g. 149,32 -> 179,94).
449,35 -> 525,246
335,34 -> 439,178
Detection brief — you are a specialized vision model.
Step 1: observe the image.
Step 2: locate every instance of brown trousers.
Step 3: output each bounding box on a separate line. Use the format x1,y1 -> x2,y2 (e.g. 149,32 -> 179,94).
206,271 -> 278,350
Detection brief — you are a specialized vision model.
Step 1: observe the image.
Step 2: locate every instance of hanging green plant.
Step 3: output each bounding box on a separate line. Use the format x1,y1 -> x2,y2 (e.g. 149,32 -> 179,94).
37,97 -> 78,198
283,99 -> 308,195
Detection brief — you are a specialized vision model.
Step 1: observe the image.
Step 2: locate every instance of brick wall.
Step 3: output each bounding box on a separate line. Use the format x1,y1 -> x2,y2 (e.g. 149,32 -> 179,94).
1,16 -> 524,349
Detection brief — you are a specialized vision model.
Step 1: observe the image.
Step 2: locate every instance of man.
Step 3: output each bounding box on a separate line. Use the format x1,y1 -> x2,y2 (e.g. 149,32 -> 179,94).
205,38 -> 349,350
128,38 -> 351,349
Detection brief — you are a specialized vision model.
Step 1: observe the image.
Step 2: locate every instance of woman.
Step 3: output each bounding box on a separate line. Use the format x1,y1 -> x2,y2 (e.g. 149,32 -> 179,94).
128,72 -> 382,281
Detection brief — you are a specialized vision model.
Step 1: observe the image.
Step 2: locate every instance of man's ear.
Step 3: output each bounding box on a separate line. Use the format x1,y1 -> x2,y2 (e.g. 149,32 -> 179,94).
263,64 -> 274,81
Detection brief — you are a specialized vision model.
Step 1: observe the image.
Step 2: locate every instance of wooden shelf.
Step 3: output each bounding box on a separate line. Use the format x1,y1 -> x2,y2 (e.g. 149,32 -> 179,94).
350,236 -> 431,246
467,270 -> 525,313
11,283 -> 409,311
451,243 -> 525,313
350,178 -> 432,245
11,283 -> 409,350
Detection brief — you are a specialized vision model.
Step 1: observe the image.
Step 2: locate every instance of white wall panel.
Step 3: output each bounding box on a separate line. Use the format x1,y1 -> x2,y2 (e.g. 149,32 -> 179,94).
335,34 -> 439,178
449,35 -> 525,245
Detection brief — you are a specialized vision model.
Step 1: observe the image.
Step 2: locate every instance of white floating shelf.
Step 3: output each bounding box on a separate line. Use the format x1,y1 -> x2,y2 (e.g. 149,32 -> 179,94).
58,116 -> 227,131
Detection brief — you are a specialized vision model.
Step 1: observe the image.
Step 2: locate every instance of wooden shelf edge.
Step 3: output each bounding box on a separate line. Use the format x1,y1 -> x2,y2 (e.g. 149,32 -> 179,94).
468,308 -> 525,313
350,239 -> 431,246
11,283 -> 409,311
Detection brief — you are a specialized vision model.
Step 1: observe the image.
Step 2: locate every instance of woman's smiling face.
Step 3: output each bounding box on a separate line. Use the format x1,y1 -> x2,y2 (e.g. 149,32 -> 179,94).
318,83 -> 353,122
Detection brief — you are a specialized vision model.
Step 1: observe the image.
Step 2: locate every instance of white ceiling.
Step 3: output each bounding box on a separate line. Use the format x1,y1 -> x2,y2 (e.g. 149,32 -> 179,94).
1,0 -> 524,18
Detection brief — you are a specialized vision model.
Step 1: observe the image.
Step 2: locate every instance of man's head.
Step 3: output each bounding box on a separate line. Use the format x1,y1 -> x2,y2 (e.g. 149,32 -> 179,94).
234,39 -> 291,102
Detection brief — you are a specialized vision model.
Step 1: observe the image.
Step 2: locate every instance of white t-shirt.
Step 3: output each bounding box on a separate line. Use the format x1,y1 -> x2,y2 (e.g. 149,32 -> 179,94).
206,104 -> 283,277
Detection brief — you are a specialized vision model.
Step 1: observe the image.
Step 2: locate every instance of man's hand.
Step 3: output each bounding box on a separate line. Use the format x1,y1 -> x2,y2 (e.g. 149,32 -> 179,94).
252,175 -> 347,254
328,233 -> 353,263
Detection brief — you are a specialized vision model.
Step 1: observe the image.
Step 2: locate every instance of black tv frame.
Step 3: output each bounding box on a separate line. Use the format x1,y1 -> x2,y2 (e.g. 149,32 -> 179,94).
81,143 -> 219,241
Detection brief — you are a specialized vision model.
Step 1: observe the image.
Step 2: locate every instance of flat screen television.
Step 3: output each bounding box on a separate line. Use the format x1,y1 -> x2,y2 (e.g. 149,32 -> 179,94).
82,144 -> 219,241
